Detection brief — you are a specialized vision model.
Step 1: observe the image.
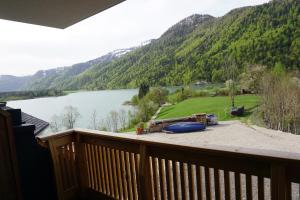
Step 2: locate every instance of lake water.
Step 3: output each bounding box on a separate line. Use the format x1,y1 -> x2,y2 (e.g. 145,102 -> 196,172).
7,89 -> 138,132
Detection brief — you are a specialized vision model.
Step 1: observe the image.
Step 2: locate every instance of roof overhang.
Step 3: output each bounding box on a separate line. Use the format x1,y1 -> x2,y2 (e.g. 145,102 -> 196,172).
0,0 -> 125,29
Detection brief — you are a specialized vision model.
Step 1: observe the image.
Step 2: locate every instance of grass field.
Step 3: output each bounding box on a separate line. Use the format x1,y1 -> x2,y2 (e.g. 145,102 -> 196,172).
156,95 -> 260,121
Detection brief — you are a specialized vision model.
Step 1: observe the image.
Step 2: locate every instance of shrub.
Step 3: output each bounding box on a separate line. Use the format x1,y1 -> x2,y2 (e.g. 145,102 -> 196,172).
145,87 -> 169,106
136,99 -> 159,122
130,95 -> 139,105
191,90 -> 210,97
260,67 -> 300,134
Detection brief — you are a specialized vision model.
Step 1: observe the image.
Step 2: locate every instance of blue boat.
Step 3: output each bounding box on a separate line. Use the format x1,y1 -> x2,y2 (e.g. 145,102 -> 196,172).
163,122 -> 206,133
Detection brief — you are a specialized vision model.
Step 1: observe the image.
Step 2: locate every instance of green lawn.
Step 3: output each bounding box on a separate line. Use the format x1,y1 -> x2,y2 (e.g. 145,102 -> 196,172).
156,95 -> 260,121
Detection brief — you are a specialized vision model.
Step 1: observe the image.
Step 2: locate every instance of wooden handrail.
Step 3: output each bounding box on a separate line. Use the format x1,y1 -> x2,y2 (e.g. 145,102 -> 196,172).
39,129 -> 300,200
39,128 -> 300,163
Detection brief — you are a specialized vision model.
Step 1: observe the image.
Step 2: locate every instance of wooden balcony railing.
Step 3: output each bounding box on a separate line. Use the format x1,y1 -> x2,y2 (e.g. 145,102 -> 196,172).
39,129 -> 300,200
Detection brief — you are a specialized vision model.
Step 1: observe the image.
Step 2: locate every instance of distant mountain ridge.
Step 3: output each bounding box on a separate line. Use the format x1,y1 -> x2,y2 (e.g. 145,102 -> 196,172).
0,75 -> 30,92
1,0 -> 299,92
22,47 -> 137,90
0,47 -> 136,92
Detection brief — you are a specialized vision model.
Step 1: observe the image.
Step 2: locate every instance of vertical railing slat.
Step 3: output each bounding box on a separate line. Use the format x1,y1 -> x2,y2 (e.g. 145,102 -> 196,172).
258,176 -> 264,200
246,174 -> 253,200
121,151 -> 129,200
88,144 -> 95,189
84,144 -> 91,188
172,161 -> 179,200
130,153 -> 138,200
103,146 -> 111,195
205,167 -> 212,200
196,166 -> 203,200
180,162 -> 186,200
159,158 -> 165,200
153,157 -> 159,200
139,145 -> 153,200
111,149 -> 119,199
126,152 -> 133,200
214,169 -> 221,200
188,164 -> 195,200
94,145 -> 102,192
98,146 -> 107,194
116,150 -> 124,199
90,145 -> 98,191
134,154 -> 140,200
107,147 -> 115,197
165,160 -> 171,200
149,157 -> 156,199
224,170 -> 231,200
235,172 -> 242,200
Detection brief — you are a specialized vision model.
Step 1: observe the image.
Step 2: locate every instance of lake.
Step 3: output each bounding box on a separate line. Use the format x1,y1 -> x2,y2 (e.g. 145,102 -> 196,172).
7,89 -> 138,132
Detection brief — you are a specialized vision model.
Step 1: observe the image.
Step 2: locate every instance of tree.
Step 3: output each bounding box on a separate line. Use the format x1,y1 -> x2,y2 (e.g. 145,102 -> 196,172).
138,83 -> 149,99
118,109 -> 127,130
62,106 -> 80,129
239,65 -> 266,94
99,119 -> 108,131
49,114 -> 62,132
225,60 -> 239,108
260,67 -> 300,134
89,109 -> 99,130
105,111 -> 119,132
146,87 -> 169,106
137,99 -> 159,122
130,95 -> 139,105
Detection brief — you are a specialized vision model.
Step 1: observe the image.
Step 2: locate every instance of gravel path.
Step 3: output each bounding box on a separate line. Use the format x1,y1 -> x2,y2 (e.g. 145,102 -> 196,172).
134,120 -> 300,154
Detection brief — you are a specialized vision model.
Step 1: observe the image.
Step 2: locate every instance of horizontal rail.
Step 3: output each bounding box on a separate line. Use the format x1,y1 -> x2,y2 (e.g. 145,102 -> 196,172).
40,129 -> 300,200
39,128 -> 300,163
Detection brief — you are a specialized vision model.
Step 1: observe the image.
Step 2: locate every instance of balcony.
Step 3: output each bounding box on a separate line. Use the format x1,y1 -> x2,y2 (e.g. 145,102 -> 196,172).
38,128 -> 300,200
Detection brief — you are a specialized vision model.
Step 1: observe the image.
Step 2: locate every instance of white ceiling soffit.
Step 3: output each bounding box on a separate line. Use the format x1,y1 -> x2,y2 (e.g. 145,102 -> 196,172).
0,0 -> 125,29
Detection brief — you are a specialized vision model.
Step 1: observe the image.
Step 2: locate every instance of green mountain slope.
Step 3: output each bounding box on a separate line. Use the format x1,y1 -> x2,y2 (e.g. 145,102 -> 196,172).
68,0 -> 299,90
22,48 -> 136,90
6,0 -> 299,92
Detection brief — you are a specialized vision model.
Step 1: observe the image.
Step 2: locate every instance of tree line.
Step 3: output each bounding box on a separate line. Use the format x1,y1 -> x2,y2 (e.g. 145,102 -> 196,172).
0,89 -> 64,101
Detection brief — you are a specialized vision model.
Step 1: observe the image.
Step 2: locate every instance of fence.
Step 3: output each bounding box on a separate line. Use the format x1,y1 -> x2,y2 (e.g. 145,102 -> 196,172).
41,129 -> 300,200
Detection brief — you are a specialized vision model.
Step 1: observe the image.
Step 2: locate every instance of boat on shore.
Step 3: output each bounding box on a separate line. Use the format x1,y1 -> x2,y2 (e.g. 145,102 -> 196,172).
163,122 -> 206,133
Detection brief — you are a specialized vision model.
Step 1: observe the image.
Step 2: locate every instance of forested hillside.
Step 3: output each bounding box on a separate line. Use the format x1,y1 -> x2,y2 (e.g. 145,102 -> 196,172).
66,0 -> 299,90
2,0 -> 299,91
0,48 -> 135,92
0,75 -> 30,92
22,48 -> 136,90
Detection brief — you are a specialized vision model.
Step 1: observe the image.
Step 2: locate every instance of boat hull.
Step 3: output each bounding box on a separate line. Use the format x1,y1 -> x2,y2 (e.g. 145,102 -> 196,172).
163,122 -> 206,133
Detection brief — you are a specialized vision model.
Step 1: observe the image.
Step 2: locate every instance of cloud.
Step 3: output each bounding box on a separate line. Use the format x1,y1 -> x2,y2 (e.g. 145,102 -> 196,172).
0,0 -> 269,76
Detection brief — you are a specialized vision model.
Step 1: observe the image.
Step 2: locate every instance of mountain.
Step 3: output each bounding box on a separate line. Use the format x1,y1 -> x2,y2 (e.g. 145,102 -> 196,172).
22,47 -> 136,90
0,47 -> 135,92
2,0 -> 299,91
0,75 -> 30,92
58,0 -> 300,90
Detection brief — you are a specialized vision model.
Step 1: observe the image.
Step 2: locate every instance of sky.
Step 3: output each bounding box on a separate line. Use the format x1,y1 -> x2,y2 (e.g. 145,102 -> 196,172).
0,0 -> 269,76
